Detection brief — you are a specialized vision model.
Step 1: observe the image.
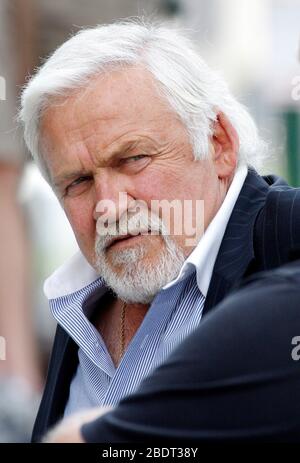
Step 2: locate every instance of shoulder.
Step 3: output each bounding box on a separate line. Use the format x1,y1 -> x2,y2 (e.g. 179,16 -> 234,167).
263,177 -> 300,229
254,173 -> 300,268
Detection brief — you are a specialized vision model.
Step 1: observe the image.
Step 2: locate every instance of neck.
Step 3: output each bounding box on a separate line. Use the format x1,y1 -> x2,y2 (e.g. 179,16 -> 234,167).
92,293 -> 150,367
117,299 -> 150,335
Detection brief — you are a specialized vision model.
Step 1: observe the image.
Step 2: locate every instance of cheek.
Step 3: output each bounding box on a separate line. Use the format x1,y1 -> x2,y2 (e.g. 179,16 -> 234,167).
136,168 -> 185,202
64,198 -> 96,255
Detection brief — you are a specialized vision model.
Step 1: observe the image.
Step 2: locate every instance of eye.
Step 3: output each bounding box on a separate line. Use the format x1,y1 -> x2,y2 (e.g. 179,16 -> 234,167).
124,154 -> 148,163
119,154 -> 150,173
66,176 -> 92,196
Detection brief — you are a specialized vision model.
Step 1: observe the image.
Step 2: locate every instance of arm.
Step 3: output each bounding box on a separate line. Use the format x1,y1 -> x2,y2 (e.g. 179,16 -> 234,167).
43,407 -> 112,443
45,260 -> 300,443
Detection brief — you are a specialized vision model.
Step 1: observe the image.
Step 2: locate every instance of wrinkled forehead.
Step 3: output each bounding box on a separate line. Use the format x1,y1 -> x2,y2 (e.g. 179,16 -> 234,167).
39,66 -> 180,155
41,66 -> 175,127
38,66 -> 186,182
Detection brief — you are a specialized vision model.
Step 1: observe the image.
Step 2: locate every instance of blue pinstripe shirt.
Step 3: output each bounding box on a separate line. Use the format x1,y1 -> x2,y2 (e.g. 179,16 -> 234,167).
47,166 -> 247,416
51,270 -> 204,415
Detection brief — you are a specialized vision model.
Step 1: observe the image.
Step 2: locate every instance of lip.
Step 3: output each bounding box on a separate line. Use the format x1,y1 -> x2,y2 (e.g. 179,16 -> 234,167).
106,233 -> 145,250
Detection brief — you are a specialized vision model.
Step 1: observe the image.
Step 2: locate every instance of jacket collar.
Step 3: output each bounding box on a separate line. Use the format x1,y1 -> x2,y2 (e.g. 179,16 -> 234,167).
203,168 -> 268,314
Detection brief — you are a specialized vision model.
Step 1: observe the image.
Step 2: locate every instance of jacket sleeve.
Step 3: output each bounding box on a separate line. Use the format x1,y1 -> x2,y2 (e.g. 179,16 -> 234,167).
81,261 -> 300,443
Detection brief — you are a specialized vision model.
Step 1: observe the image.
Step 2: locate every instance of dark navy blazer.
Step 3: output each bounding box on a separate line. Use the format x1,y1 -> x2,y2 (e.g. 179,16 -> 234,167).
32,168 -> 300,442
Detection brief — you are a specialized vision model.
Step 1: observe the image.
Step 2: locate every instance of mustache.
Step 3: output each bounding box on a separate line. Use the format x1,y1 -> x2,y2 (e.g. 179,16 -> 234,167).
95,210 -> 166,252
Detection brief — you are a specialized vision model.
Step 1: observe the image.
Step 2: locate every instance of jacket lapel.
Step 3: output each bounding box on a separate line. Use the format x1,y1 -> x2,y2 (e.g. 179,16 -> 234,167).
203,169 -> 269,315
32,326 -> 79,442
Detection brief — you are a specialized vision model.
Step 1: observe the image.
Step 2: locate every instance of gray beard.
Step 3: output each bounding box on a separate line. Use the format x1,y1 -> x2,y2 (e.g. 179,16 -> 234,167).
94,234 -> 186,303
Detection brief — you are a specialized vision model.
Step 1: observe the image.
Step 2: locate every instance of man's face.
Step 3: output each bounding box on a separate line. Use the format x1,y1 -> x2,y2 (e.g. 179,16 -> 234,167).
40,67 -> 229,302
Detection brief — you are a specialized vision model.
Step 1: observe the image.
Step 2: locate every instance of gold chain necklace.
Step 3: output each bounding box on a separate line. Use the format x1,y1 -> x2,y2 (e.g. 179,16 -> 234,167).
119,301 -> 127,361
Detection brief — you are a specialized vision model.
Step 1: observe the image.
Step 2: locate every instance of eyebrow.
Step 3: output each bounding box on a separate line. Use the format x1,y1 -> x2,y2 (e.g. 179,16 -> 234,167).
52,139 -> 141,189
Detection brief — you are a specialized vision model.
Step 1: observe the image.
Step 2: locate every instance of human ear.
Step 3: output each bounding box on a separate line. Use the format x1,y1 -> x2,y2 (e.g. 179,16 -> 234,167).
211,111 -> 239,179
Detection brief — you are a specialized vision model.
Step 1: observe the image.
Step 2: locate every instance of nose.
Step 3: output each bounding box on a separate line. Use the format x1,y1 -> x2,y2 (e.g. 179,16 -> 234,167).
93,169 -> 135,224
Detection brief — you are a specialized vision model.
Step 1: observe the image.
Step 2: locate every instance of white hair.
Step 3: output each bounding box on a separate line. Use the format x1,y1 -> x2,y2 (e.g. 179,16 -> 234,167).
19,18 -> 266,180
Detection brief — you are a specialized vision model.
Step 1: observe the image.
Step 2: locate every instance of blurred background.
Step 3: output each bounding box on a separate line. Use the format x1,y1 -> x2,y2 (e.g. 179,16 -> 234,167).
0,0 -> 299,442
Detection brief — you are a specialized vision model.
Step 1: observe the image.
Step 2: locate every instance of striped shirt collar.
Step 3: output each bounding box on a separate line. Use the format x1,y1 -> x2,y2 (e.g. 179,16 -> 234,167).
44,164 -> 247,301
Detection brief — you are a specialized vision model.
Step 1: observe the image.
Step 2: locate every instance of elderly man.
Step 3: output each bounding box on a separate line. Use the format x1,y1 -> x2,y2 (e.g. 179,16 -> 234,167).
20,20 -> 300,442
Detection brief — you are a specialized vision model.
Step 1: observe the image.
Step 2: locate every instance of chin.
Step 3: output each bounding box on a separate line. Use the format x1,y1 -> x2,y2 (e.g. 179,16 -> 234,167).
95,231 -> 186,302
